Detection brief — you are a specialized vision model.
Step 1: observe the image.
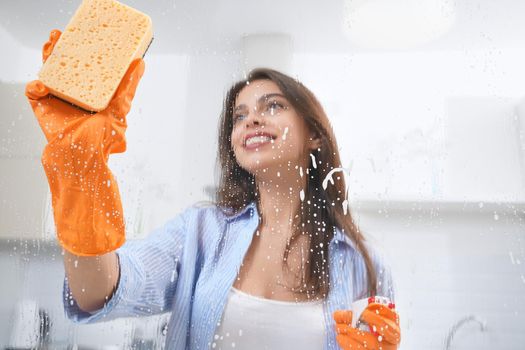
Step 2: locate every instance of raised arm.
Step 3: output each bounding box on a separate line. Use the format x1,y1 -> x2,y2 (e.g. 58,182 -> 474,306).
63,250 -> 119,312
25,30 -> 145,311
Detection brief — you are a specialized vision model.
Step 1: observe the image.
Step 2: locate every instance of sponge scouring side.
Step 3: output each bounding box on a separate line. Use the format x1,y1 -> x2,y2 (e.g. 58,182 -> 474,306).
38,0 -> 153,112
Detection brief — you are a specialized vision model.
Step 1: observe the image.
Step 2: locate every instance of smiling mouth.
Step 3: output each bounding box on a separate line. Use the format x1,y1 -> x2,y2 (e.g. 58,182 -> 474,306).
243,135 -> 276,149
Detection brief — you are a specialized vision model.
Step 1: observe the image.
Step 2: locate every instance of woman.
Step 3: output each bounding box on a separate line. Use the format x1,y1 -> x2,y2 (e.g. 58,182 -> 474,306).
26,30 -> 401,350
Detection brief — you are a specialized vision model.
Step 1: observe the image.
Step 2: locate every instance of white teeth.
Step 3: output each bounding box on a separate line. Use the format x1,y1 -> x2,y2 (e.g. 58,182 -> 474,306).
245,135 -> 273,146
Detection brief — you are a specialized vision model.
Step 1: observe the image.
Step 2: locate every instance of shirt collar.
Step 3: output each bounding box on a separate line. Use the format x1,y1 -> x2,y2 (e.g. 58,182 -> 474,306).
223,200 -> 356,251
223,200 -> 258,222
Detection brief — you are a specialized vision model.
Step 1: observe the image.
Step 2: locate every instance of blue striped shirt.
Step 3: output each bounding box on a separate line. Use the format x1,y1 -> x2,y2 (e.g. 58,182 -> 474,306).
63,200 -> 395,349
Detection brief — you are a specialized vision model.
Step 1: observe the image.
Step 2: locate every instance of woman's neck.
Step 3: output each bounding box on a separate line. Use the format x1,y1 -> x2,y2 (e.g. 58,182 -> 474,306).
255,168 -> 308,248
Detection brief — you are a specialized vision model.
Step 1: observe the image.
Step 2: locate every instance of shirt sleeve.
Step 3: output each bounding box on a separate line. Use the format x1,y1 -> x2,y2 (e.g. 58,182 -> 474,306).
63,207 -> 190,324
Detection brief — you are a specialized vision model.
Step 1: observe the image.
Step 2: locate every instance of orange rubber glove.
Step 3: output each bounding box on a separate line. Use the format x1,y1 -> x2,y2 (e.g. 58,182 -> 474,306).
25,29 -> 145,256
333,303 -> 401,350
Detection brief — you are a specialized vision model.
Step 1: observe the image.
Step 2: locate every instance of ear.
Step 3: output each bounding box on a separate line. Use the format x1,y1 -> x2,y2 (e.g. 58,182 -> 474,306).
308,131 -> 322,150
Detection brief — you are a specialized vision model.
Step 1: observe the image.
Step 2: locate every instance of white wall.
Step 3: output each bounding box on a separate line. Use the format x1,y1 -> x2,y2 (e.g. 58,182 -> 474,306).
354,202 -> 525,349
293,50 -> 525,202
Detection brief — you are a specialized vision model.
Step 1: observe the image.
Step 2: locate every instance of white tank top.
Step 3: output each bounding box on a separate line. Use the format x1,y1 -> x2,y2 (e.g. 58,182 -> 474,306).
212,286 -> 326,349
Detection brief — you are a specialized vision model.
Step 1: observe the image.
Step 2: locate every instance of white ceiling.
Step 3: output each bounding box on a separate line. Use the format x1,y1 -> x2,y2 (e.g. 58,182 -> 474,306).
1,0 -> 525,54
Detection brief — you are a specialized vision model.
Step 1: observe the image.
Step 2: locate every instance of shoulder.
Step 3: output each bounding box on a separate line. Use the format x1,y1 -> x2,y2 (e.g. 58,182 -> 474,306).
173,200 -> 245,243
182,200 -> 257,223
176,201 -> 254,257
146,202 -> 226,241
180,200 -> 234,224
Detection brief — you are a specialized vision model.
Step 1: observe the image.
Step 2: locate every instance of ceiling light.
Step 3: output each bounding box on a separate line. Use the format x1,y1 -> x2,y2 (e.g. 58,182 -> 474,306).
343,0 -> 456,49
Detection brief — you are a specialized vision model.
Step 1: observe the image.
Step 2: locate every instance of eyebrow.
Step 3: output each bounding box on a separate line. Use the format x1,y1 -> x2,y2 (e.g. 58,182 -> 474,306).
233,93 -> 287,113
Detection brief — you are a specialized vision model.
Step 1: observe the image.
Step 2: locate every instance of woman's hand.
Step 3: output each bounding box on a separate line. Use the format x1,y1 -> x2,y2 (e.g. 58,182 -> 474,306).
25,29 -> 146,256
333,303 -> 401,350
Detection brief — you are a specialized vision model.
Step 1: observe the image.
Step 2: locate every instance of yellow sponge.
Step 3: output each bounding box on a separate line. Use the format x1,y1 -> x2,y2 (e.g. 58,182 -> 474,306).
38,0 -> 153,112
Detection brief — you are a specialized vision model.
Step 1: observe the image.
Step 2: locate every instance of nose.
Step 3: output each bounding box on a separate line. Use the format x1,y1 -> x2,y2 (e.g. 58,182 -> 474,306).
244,109 -> 264,128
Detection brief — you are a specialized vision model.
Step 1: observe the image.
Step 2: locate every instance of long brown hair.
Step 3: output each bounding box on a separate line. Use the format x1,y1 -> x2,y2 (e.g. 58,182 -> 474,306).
211,68 -> 377,299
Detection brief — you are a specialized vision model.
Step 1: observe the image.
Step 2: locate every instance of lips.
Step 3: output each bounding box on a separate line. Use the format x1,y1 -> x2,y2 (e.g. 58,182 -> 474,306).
243,132 -> 277,147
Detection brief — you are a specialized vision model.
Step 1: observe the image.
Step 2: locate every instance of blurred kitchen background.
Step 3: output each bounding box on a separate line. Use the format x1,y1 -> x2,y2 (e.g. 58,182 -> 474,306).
1,0 -> 525,348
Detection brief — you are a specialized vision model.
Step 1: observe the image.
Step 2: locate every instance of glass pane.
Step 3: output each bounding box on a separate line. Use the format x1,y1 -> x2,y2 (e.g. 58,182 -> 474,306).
1,0 -> 524,348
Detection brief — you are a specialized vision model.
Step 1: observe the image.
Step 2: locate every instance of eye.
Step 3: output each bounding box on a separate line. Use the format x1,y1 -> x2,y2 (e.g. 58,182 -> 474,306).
233,113 -> 246,123
267,101 -> 285,115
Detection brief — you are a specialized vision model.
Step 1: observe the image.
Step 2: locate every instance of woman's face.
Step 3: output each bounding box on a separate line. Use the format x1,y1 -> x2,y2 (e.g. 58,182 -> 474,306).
230,79 -> 319,176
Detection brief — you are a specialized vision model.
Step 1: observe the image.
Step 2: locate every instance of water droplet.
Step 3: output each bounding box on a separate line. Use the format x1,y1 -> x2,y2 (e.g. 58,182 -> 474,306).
310,153 -> 317,169
282,127 -> 289,140
510,251 -> 516,265
342,199 -> 349,215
